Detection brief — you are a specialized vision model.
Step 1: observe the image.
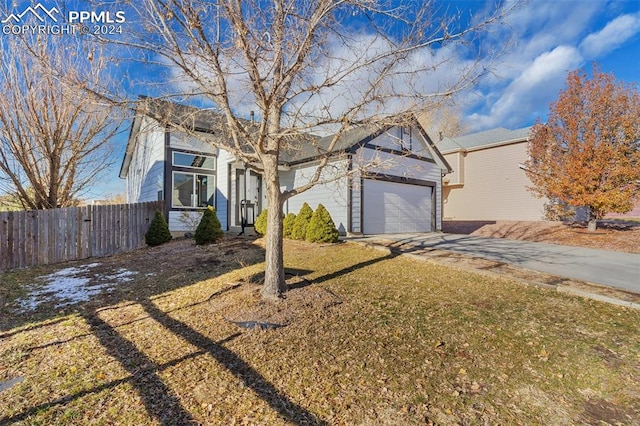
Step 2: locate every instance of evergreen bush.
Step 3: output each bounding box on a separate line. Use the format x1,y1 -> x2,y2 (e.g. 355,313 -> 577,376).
306,204 -> 340,243
194,206 -> 224,245
254,209 -> 268,236
283,213 -> 296,238
291,202 -> 313,240
145,210 -> 172,246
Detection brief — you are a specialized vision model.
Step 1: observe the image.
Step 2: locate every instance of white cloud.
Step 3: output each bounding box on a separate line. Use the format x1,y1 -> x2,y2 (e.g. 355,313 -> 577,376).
290,33 -> 479,127
461,2 -> 640,133
468,45 -> 583,130
580,12 -> 640,58
160,1 -> 640,137
167,30 -> 483,131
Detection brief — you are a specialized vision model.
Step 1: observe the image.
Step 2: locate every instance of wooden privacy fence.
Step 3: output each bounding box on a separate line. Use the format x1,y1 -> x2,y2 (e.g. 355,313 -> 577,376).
0,201 -> 164,271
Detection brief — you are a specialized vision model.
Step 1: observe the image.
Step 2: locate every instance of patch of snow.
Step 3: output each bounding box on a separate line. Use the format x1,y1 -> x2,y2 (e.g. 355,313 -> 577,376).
48,266 -> 88,277
16,263 -> 139,312
103,269 -> 137,282
0,376 -> 25,392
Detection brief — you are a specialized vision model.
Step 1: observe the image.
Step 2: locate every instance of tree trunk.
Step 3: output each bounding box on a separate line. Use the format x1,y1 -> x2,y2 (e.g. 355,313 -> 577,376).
587,208 -> 599,232
261,158 -> 286,300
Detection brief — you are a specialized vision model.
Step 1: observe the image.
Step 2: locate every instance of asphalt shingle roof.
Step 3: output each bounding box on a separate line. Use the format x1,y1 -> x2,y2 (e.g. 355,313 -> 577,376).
436,126 -> 532,153
280,124 -> 381,164
137,96 -> 229,133
122,97 -> 451,177
133,97 -> 387,164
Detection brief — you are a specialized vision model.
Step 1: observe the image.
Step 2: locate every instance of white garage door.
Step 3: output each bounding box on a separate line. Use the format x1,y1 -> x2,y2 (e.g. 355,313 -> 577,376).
363,179 -> 433,234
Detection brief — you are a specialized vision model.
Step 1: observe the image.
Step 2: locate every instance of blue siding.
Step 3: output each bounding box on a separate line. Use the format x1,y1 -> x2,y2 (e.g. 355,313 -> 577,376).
354,135 -> 445,231
126,117 -> 165,203
215,150 -> 235,229
350,172 -> 362,233
281,160 -> 349,234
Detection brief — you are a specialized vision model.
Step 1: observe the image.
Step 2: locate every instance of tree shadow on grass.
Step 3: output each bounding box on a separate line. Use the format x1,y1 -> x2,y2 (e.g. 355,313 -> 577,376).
239,267 -> 314,286
139,298 -> 328,425
2,242 -> 392,425
82,312 -> 197,425
2,297 -> 326,425
0,310 -> 241,425
310,250 -> 398,285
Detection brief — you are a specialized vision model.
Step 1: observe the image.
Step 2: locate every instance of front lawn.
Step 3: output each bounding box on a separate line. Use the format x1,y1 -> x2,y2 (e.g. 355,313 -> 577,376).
1,239 -> 638,425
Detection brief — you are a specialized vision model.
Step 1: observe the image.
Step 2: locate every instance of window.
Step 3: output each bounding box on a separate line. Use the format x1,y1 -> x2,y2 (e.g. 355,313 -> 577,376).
173,152 -> 216,170
172,172 -> 215,208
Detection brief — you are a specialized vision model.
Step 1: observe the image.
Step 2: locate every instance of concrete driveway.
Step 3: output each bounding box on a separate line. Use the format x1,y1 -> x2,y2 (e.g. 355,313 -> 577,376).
357,233 -> 640,294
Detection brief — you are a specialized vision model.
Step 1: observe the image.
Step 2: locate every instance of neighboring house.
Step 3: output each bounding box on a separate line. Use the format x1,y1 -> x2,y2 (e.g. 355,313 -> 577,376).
120,98 -> 452,235
606,201 -> 640,219
436,126 -> 548,221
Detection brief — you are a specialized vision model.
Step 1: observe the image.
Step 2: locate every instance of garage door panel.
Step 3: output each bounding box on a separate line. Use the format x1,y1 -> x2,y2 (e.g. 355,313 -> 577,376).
363,179 -> 432,234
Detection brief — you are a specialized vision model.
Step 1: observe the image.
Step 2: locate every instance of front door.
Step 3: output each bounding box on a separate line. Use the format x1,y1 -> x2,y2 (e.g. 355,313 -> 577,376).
236,169 -> 262,226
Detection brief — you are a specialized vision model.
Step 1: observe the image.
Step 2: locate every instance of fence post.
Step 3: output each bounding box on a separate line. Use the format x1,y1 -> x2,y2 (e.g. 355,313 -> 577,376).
0,211 -> 11,270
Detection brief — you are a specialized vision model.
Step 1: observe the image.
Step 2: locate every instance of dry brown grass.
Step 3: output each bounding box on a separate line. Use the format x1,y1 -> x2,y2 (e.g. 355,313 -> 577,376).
1,238 -> 639,425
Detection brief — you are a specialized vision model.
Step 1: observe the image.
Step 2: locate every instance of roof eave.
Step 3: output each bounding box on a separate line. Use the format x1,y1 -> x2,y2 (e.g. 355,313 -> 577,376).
441,136 -> 529,155
414,120 -> 453,174
119,111 -> 144,179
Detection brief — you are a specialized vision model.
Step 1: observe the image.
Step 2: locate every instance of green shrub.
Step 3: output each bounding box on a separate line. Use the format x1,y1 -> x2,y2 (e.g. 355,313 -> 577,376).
194,206 -> 223,245
291,202 -> 313,240
145,210 -> 172,246
306,204 -> 340,243
283,213 -> 296,238
254,209 -> 268,236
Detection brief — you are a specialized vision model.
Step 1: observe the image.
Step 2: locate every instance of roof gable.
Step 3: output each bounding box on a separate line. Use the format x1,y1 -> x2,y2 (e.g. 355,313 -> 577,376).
121,97 -> 452,176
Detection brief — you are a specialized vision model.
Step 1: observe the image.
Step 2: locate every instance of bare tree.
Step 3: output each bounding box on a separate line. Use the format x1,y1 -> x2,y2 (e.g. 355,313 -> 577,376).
94,192 -> 127,205
98,0 -> 517,299
418,103 -> 468,140
0,33 -> 123,210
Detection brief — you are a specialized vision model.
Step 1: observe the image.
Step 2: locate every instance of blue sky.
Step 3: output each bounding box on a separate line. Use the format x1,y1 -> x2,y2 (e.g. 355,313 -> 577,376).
462,0 -> 640,132
95,0 -> 640,201
2,0 -> 640,200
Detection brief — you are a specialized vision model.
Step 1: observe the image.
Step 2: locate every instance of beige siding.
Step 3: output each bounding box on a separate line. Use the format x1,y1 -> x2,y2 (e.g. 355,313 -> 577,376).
606,200 -> 640,219
443,142 -> 546,221
443,151 -> 464,186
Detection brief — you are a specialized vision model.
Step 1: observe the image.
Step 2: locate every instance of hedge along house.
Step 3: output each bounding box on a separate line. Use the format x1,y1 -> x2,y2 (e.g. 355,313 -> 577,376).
120,97 -> 452,235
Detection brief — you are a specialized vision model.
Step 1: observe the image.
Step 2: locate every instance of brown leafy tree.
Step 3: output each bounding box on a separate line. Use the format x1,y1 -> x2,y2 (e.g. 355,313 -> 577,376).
0,34 -> 123,210
99,0 -> 517,299
525,65 -> 640,231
